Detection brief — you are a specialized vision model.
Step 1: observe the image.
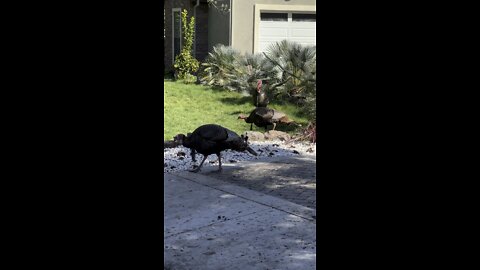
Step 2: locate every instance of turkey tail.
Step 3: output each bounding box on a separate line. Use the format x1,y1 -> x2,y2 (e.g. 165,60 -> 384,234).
279,116 -> 302,127
279,116 -> 295,124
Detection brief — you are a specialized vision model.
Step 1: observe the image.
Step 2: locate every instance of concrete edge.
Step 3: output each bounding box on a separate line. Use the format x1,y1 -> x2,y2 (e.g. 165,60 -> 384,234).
171,171 -> 316,222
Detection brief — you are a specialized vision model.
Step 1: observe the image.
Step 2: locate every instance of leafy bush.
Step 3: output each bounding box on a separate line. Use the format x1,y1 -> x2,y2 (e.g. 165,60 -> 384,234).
200,46 -> 281,96
174,9 -> 199,80
229,52 -> 281,96
199,44 -> 240,90
263,40 -> 316,104
263,40 -> 316,121
199,40 -> 316,121
182,74 -> 197,84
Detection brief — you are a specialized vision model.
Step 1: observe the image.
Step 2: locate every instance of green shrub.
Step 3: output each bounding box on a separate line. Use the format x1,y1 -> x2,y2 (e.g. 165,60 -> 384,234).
263,40 -> 316,104
200,46 -> 280,96
182,74 -> 197,84
199,44 -> 240,90
229,53 -> 281,96
199,41 -> 316,121
174,9 -> 199,80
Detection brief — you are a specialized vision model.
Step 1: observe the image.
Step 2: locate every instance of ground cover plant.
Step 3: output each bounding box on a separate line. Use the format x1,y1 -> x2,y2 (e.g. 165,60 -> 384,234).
164,80 -> 309,141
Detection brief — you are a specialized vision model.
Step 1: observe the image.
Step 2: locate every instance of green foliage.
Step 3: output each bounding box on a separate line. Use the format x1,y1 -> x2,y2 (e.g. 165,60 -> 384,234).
164,80 -> 309,141
229,52 -> 280,96
199,40 -> 316,121
263,40 -> 316,121
263,40 -> 316,102
182,74 -> 197,84
200,46 -> 279,95
174,9 -> 199,80
199,44 -> 240,90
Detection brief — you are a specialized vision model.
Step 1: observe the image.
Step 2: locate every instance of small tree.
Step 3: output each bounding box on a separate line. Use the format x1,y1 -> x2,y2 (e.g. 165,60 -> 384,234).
174,9 -> 199,81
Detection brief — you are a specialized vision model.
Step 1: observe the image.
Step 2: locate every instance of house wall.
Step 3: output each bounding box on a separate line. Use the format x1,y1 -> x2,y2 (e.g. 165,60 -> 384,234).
164,0 -> 209,73
195,3 -> 209,63
231,0 -> 316,55
207,1 -> 231,53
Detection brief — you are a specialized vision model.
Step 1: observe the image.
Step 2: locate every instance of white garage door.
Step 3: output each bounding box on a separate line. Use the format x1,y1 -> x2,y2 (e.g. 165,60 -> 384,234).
258,12 -> 316,53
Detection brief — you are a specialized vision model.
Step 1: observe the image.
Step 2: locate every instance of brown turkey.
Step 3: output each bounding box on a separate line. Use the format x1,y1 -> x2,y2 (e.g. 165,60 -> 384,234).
252,79 -> 269,107
173,124 -> 258,173
238,107 -> 298,131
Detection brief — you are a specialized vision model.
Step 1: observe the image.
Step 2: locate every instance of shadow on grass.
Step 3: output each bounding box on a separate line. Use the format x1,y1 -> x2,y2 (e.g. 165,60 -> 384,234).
236,122 -> 303,133
229,111 -> 244,115
219,96 -> 252,105
206,85 -> 232,93
275,124 -> 301,132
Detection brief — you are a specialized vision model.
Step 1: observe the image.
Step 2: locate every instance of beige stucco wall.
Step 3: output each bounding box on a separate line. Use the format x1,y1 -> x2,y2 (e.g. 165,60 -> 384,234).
232,0 -> 316,55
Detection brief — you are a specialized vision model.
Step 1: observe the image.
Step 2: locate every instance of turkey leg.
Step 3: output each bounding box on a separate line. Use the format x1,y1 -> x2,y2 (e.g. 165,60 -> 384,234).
212,153 -> 222,172
190,155 -> 208,173
190,148 -> 196,162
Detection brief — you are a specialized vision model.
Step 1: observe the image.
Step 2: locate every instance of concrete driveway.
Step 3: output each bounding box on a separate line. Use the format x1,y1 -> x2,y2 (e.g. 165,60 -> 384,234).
164,156 -> 316,270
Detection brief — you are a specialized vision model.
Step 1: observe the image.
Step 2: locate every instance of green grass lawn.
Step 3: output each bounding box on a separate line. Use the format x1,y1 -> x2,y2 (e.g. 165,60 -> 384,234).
164,80 -> 309,141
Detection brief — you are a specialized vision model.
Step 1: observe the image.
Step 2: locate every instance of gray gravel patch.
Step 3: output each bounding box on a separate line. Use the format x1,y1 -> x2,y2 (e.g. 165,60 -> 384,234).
164,140 -> 316,174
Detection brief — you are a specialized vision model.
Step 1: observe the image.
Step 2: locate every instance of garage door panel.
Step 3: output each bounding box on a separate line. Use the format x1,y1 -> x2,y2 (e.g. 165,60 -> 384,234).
290,28 -> 316,38
258,11 -> 316,53
259,27 -> 289,37
291,23 -> 316,29
260,37 -> 288,42
289,37 -> 316,42
260,21 -> 289,25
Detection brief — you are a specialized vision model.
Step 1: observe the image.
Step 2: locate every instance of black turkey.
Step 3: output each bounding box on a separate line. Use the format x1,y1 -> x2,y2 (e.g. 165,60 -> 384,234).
173,124 -> 258,173
252,79 -> 269,107
238,107 -> 298,131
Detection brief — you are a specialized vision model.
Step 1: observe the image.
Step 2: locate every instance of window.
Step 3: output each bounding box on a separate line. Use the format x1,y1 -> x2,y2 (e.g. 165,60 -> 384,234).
172,9 -> 182,64
292,13 -> 316,22
260,12 -> 288,22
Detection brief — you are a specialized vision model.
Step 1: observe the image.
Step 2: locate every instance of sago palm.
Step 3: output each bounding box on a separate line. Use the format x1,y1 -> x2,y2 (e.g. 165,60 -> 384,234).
229,53 -> 281,96
200,44 -> 240,89
264,40 -> 316,103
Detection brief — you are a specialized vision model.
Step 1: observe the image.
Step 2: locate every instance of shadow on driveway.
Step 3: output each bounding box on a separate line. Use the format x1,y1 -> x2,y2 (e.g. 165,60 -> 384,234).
202,156 -> 316,209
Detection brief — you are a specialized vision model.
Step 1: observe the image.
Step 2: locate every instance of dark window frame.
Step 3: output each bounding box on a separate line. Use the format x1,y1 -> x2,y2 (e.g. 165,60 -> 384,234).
292,13 -> 316,22
260,12 -> 288,22
172,8 -> 182,64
